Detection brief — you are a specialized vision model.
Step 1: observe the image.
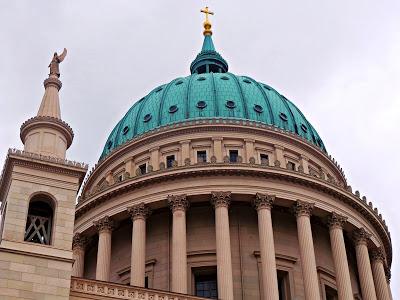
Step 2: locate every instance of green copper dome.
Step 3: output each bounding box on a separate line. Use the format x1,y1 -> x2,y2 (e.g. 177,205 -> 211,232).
100,35 -> 326,159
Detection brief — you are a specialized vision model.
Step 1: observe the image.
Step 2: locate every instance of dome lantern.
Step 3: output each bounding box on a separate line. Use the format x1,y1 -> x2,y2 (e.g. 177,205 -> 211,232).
190,7 -> 229,74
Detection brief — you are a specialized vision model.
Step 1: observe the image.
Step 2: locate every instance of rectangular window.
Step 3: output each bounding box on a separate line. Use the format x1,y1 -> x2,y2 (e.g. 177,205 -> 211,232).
194,269 -> 218,299
139,164 -> 147,175
325,285 -> 338,300
145,276 -> 149,289
166,155 -> 175,168
229,150 -> 239,163
277,270 -> 290,300
287,161 -> 296,171
197,150 -> 207,163
260,153 -> 269,165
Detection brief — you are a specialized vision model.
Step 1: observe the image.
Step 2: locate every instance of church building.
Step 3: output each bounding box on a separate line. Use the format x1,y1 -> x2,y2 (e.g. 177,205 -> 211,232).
0,7 -> 393,300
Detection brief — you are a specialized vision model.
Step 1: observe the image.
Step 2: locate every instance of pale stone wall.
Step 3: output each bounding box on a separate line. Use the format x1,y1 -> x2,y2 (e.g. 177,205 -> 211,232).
0,250 -> 72,300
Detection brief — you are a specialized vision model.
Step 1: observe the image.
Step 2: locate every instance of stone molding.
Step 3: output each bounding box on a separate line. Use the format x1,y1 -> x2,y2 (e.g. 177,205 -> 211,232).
168,194 -> 190,212
327,212 -> 348,230
253,193 -> 275,210
127,203 -> 151,221
43,77 -> 62,90
94,216 -> 115,233
72,232 -> 89,250
353,227 -> 371,246
210,191 -> 231,209
292,200 -> 314,217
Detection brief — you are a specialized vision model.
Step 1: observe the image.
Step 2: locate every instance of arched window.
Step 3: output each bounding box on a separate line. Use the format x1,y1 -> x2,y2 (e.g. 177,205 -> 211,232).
24,194 -> 54,245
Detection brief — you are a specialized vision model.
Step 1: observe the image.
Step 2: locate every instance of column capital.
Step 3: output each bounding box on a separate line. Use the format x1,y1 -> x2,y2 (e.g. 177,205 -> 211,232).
94,216 -> 115,233
179,140 -> 191,144
274,144 -> 285,150
293,200 -> 314,217
253,193 -> 275,210
211,137 -> 223,141
384,265 -> 391,282
168,194 -> 190,212
211,191 -> 231,209
327,212 -> 347,230
244,138 -> 255,143
72,232 -> 89,250
149,146 -> 160,152
128,202 -> 151,221
371,247 -> 386,264
353,227 -> 371,246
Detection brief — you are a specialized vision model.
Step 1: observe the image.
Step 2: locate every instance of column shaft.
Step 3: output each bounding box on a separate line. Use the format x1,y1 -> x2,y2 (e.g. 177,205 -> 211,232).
371,250 -> 391,300
131,218 -> 146,286
94,216 -> 114,282
254,193 -> 279,300
128,203 -> 151,287
212,192 -> 234,300
354,229 -> 377,300
96,229 -> 112,281
328,213 -> 353,300
169,195 -> 189,294
293,201 -> 321,300
72,248 -> 85,277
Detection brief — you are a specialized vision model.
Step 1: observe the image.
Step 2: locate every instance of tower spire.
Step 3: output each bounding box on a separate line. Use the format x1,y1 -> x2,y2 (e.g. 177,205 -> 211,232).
20,49 -> 74,159
190,7 -> 228,74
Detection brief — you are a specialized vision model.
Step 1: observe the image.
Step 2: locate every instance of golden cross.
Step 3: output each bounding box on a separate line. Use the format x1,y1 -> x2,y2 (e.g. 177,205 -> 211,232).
201,6 -> 214,22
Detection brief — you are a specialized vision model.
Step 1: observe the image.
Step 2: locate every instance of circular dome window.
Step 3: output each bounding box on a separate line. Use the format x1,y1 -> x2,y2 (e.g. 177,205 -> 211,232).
122,126 -> 130,135
243,79 -> 252,84
169,105 -> 178,113
279,112 -> 288,121
143,114 -> 152,122
197,77 -> 206,81
196,100 -> 207,109
301,124 -> 308,133
254,104 -> 263,113
107,140 -> 113,150
175,80 -> 183,85
220,76 -> 229,80
226,100 -> 236,109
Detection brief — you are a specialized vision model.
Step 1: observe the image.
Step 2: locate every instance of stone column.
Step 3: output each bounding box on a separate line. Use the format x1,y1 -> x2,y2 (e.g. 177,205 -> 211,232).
212,137 -> 223,163
293,201 -> 321,300
94,216 -> 114,281
300,155 -> 309,174
253,193 -> 279,300
328,212 -> 353,300
128,203 -> 151,287
124,158 -> 134,176
211,191 -> 234,300
353,228 -> 377,300
371,248 -> 391,300
72,233 -> 88,277
168,194 -> 190,294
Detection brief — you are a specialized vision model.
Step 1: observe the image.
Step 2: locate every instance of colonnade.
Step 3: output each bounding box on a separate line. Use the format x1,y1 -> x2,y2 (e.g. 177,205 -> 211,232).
72,195 -> 392,300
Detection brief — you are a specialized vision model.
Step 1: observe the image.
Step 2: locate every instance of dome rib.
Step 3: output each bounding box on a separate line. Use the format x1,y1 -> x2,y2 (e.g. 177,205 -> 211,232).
210,73 -> 219,116
133,94 -> 150,136
158,79 -> 177,126
228,73 -> 249,119
185,75 -> 195,118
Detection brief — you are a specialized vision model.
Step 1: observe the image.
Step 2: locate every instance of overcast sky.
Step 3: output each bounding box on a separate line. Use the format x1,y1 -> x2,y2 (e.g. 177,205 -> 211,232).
1,0 -> 399,297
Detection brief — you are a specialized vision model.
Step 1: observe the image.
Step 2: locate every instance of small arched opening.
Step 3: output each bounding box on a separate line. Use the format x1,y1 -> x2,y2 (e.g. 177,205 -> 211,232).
24,194 -> 55,245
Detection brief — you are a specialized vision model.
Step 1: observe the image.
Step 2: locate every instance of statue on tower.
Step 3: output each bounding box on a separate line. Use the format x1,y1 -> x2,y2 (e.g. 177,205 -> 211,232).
48,48 -> 67,78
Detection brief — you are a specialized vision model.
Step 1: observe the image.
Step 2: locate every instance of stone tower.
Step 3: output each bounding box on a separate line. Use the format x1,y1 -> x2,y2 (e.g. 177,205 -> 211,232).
0,51 -> 87,299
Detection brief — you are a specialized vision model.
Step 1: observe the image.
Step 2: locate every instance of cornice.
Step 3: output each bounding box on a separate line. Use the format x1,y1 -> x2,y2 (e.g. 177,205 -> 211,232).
20,116 -> 74,148
0,149 -> 88,204
74,162 -> 392,266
